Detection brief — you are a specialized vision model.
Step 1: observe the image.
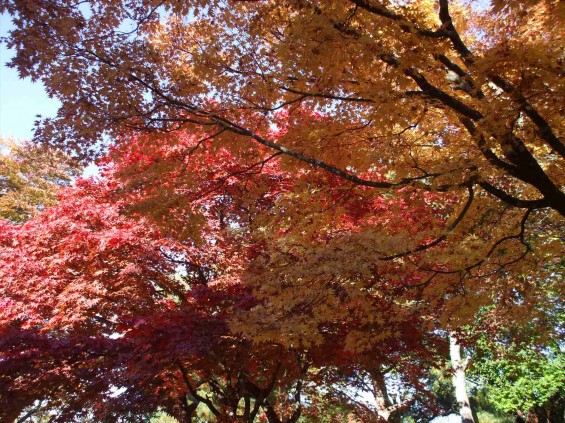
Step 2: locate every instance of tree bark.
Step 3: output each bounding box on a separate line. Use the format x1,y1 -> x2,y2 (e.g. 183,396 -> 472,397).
547,394 -> 565,423
449,333 -> 476,423
370,370 -> 401,422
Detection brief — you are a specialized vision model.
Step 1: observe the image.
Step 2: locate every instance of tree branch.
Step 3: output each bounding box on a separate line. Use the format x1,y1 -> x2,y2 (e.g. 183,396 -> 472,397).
488,75 -> 565,158
349,0 -> 448,38
380,184 -> 475,260
177,362 -> 221,416
478,181 -> 549,209
438,0 -> 474,63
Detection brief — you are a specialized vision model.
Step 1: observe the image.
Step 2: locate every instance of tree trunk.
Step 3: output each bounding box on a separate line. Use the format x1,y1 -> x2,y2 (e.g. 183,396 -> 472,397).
180,395 -> 199,423
525,405 -> 548,423
371,370 -> 401,423
547,394 -> 565,423
449,333 -> 476,423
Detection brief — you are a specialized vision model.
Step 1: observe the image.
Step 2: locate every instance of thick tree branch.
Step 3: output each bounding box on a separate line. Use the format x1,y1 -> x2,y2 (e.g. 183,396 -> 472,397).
16,404 -> 43,423
180,393 -> 199,423
349,0 -> 448,38
478,181 -> 549,209
436,2 -> 564,158
438,0 -> 474,64
488,75 -> 565,158
460,118 -> 565,216
403,68 -> 483,120
207,114 -> 449,190
459,118 -> 519,174
434,53 -> 484,99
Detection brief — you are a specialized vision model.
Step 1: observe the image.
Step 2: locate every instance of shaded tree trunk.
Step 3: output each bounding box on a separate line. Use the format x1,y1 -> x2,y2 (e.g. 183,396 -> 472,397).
449,333 -> 476,423
180,394 -> 199,423
547,395 -> 565,423
525,405 -> 547,423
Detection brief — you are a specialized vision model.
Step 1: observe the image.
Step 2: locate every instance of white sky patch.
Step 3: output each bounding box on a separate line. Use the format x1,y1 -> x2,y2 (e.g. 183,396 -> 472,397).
83,162 -> 101,178
431,414 -> 463,423
109,385 -> 127,398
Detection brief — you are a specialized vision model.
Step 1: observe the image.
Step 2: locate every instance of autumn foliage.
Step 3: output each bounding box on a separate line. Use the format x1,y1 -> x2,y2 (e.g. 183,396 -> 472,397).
0,0 -> 563,421
0,138 -> 79,222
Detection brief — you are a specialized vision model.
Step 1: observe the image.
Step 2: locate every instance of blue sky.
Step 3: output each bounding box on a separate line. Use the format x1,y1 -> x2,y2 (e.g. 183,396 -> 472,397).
0,13 -> 100,175
0,13 -> 60,141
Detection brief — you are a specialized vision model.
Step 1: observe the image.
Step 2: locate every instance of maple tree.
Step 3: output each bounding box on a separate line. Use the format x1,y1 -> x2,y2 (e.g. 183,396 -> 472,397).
0,182 -> 313,422
0,140 -> 450,422
1,0 -> 562,323
102,124 -> 461,421
1,122 -> 558,421
0,0 -> 563,421
0,173 -> 420,422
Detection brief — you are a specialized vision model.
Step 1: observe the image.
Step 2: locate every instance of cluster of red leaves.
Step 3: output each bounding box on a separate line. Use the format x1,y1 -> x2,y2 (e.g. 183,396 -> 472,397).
0,180 -> 311,422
